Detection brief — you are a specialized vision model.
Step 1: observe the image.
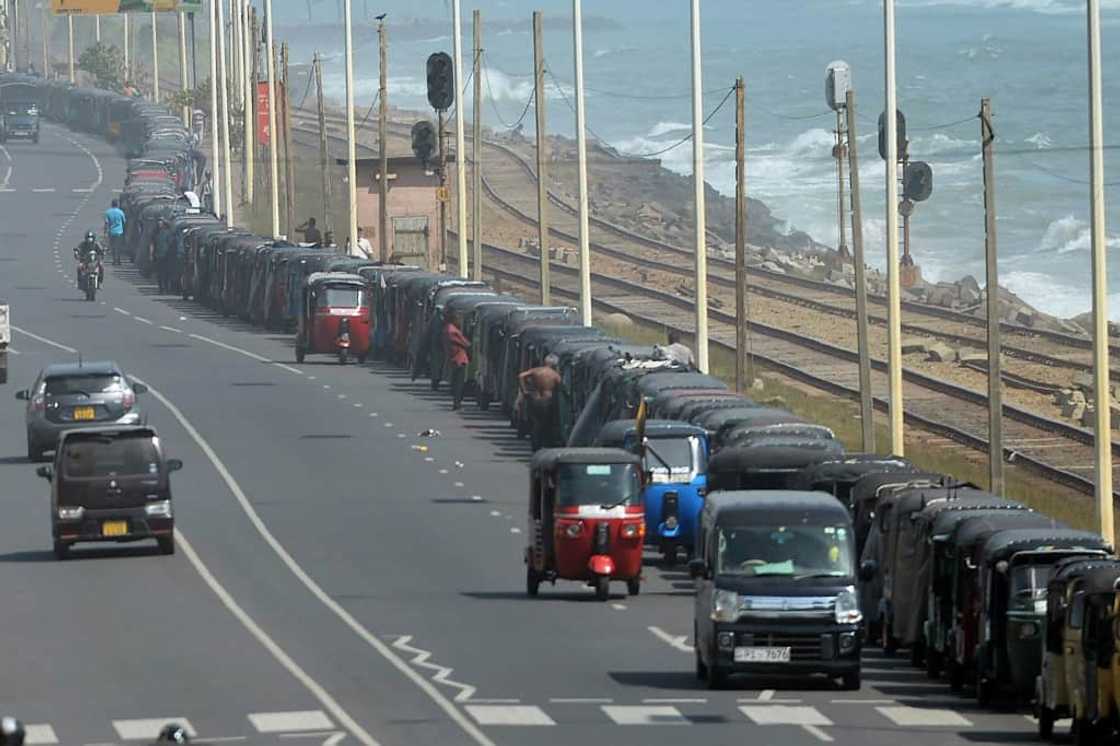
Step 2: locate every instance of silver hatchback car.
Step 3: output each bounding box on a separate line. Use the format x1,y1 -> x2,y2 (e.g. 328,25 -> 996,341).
15,361 -> 148,461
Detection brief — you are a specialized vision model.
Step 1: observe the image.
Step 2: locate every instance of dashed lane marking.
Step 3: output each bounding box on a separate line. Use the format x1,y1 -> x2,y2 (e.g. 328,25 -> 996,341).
464,706 -> 555,727
30,187 -> 55,193
273,362 -> 303,375
134,316 -> 153,325
112,719 -> 197,741
602,705 -> 688,726
549,698 -> 613,704
642,698 -> 706,704
876,707 -> 972,727
12,326 -> 77,353
160,325 -> 183,333
188,332 -> 270,363
23,724 -> 58,745
113,307 -> 131,316
7,347 -> 19,355
647,625 -> 691,653
248,711 -> 334,733
610,603 -> 627,610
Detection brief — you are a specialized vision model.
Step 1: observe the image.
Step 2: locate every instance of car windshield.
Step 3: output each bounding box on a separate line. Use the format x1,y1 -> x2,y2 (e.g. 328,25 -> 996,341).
555,463 -> 641,508
644,436 -> 703,481
317,286 -> 364,308
44,374 -> 124,396
62,434 -> 159,478
716,524 -> 854,578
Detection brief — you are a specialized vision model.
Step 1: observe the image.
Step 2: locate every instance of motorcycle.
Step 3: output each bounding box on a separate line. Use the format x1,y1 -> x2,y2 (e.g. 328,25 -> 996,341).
77,248 -> 102,302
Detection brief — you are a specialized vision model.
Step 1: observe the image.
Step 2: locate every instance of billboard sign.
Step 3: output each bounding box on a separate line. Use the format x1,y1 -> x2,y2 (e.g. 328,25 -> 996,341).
256,80 -> 284,147
51,1 -> 203,14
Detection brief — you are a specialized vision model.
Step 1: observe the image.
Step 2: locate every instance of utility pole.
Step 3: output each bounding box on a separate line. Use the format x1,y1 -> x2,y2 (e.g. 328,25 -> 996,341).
243,4 -> 256,205
1087,0 -> 1113,540
218,0 -> 234,226
282,42 -> 295,236
265,0 -> 280,238
979,97 -> 1004,493
452,0 -> 468,277
314,52 -> 331,237
835,109 -> 848,259
342,0 -> 358,254
123,14 -> 129,81
572,0 -> 592,325
232,0 -> 242,111
845,89 -> 875,453
689,0 -> 709,373
67,14 -> 73,83
882,0 -> 904,456
151,12 -> 159,102
471,9 -> 482,280
40,4 -> 47,79
178,12 -> 189,126
438,110 -> 448,267
95,14 -> 100,43
734,75 -> 748,393
209,0 -> 221,219
378,17 -> 388,261
532,11 -> 549,305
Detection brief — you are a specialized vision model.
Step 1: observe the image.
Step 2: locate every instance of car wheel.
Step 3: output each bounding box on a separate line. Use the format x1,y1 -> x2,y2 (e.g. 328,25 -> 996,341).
626,578 -> 641,596
705,663 -> 728,690
53,540 -> 69,561
594,576 -> 610,601
158,535 -> 175,556
839,670 -> 861,691
1073,718 -> 1095,746
526,566 -> 540,597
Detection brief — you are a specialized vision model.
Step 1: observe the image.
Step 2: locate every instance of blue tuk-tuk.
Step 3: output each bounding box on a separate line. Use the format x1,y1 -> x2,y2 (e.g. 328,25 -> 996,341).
593,419 -> 709,564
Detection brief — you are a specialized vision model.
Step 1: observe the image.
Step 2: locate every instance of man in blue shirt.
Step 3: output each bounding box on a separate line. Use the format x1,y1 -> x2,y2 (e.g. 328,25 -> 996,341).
104,199 -> 126,266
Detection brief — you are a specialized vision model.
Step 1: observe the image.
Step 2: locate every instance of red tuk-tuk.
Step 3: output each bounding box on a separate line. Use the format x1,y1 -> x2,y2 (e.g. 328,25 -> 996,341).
526,448 -> 645,601
295,272 -> 372,365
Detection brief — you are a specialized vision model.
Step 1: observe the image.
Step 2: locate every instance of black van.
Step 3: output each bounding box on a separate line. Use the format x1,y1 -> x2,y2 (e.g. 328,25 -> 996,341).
37,426 -> 182,559
690,491 -> 862,689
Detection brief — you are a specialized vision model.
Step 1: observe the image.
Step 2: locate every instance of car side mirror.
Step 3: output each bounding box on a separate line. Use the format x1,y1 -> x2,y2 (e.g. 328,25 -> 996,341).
166,458 -> 183,472
688,558 -> 709,579
858,559 -> 878,582
36,465 -> 53,480
132,382 -> 149,394
14,389 -> 29,400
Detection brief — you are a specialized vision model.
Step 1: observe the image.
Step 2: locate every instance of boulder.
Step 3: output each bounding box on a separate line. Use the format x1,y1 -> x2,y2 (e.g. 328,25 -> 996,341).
959,275 -> 981,297
602,312 -> 634,331
959,285 -> 981,305
1073,372 -> 1095,392
1080,404 -> 1096,427
761,261 -> 786,274
902,338 -> 931,355
1062,390 -> 1088,418
1015,307 -> 1036,327
1070,402 -> 1087,423
927,341 -> 957,363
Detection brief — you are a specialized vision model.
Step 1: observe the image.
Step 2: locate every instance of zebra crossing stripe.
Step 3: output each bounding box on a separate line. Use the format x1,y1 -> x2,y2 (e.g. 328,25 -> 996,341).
23,724 -> 58,745
464,705 -> 555,726
112,718 -> 196,740
248,710 -> 334,733
876,706 -> 972,727
601,705 -> 689,725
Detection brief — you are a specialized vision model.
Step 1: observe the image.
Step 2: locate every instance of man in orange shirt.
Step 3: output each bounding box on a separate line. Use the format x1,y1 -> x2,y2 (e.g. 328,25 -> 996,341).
444,312 -> 471,410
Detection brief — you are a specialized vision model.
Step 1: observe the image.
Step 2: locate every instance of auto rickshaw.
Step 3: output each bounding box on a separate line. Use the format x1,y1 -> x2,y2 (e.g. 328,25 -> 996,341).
974,528 -> 1111,705
791,455 -> 917,511
1070,563 -> 1120,744
707,439 -> 845,492
295,272 -> 372,365
525,448 -> 645,601
1035,558 -> 1120,739
593,419 -> 709,564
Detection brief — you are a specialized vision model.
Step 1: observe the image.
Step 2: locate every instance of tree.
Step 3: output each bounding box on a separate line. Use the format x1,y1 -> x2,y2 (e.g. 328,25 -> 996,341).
78,43 -> 127,92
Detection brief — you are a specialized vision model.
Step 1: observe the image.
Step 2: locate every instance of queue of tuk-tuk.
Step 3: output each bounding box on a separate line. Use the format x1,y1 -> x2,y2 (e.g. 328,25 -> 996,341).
26,69 -> 1120,726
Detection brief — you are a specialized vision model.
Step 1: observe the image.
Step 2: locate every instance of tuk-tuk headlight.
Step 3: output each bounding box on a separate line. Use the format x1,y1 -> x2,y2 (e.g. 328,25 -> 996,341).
561,521 -> 583,538
1018,621 -> 1040,640
664,516 -> 679,530
621,522 -> 643,539
712,589 -> 740,622
834,587 -> 862,625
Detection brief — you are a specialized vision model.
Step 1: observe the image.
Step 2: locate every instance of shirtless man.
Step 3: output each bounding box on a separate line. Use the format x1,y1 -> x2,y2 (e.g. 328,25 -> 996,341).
518,353 -> 562,450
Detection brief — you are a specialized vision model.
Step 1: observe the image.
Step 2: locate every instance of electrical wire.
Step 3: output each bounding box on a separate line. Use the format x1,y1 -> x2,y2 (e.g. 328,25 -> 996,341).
357,90 -> 379,128
483,64 -> 535,131
296,69 -> 314,109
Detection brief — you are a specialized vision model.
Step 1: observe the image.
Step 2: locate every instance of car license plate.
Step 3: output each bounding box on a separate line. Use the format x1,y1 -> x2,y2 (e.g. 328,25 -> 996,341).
73,406 -> 96,421
735,646 -> 791,663
101,520 -> 128,537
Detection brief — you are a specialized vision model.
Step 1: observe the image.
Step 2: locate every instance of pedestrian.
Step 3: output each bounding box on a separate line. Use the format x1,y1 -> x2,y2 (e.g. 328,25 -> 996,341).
444,311 -> 471,410
518,353 -> 562,450
104,198 -> 126,266
295,217 -> 322,246
658,329 -> 695,368
347,227 -> 373,259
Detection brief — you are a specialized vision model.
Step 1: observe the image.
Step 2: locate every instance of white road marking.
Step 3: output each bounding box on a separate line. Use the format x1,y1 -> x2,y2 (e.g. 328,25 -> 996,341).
12,326 -> 77,353
31,187 -> 55,193
465,705 -> 555,727
740,706 -> 833,737
353,402 -> 363,407
134,316 -> 153,325
337,394 -> 347,399
273,362 -> 303,375
642,698 -> 707,704
113,307 -> 131,316
188,332 -> 270,362
160,325 -> 183,333
876,706 -> 972,727
174,531 -> 377,746
112,719 -> 197,740
390,635 -> 477,702
549,698 -> 613,704
7,347 -> 19,355
759,690 -> 775,701
72,187 -> 94,193
66,134 -> 104,187
804,725 -> 834,742
138,382 -> 494,746
602,705 -> 687,726
23,724 -> 58,745
610,603 -> 627,610
465,699 -> 522,704
248,710 -> 334,733
0,187 -> 14,193
831,698 -> 896,704
0,144 -> 9,161
369,412 -> 378,417
737,696 -> 803,704
509,527 -> 521,534
647,625 -> 691,653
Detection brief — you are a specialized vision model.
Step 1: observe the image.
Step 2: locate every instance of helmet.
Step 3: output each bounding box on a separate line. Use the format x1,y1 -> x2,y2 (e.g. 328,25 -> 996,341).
0,717 -> 25,746
155,724 -> 189,743
85,230 -> 95,242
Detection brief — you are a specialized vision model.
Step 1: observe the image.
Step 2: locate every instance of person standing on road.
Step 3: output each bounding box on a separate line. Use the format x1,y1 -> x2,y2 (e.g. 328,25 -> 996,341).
444,311 -> 471,410
104,199 -> 126,266
518,354 -> 562,450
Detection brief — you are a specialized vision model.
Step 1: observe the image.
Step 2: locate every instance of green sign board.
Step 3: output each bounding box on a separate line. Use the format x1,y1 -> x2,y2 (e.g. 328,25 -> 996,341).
52,0 -> 203,14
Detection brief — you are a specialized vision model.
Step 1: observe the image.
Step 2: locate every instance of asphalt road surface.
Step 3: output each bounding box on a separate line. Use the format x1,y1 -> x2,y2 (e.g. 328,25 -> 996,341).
0,123 -> 1046,745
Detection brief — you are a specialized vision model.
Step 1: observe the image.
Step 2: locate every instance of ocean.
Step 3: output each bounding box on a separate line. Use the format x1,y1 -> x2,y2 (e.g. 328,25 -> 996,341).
272,0 -> 1120,320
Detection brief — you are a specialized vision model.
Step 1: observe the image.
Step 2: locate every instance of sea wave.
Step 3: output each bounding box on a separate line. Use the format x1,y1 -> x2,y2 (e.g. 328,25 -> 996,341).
899,0 -> 1120,14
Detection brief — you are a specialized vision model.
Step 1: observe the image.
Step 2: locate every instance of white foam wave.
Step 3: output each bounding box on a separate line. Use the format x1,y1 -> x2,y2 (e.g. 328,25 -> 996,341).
900,0 -> 1120,15
1025,132 -> 1053,149
1039,214 -> 1120,254
646,121 -> 693,139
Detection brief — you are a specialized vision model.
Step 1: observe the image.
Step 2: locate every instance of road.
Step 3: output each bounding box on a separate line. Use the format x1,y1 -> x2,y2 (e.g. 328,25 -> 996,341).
0,123 -> 1044,745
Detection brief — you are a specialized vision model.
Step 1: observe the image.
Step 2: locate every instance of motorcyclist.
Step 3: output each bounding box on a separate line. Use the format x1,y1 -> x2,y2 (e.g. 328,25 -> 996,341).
0,717 -> 24,746
74,230 -> 106,288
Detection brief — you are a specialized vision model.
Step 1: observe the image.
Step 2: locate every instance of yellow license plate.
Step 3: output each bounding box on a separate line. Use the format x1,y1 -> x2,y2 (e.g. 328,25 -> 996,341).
73,406 -> 96,421
101,520 -> 128,537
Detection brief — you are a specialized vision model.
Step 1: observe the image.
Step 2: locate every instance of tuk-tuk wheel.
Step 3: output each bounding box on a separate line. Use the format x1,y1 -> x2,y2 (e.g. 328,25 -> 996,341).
626,579 -> 641,596
594,576 -> 610,601
976,676 -> 995,706
358,351 -> 368,364
477,391 -> 491,411
705,664 -> 728,690
295,346 -> 305,364
909,641 -> 925,668
880,624 -> 897,656
662,544 -> 679,567
925,649 -> 942,679
526,567 -> 540,597
52,540 -> 69,561
1037,707 -> 1055,739
338,348 -> 349,365
948,660 -> 964,692
1073,718 -> 1095,746
695,651 -> 708,681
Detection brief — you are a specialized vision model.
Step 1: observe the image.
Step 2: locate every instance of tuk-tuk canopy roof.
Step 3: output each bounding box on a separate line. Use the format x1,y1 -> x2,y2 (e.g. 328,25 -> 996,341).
708,439 -> 845,474
950,511 -> 1067,553
790,455 -> 917,492
593,419 -> 708,446
927,501 -> 1029,539
1079,563 -> 1120,596
705,490 -> 852,525
724,423 -> 836,444
305,271 -> 368,288
1050,557 -> 1120,594
637,372 -> 728,395
694,406 -> 769,430
848,472 -> 947,507
979,528 -> 1110,565
530,447 -> 642,471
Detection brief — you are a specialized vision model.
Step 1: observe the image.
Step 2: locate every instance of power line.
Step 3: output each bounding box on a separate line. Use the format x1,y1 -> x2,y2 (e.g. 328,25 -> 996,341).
483,64 -> 535,131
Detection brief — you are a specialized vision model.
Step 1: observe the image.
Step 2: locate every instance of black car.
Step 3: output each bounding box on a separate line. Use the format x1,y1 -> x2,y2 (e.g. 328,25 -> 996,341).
36,426 -> 182,559
690,490 -> 862,690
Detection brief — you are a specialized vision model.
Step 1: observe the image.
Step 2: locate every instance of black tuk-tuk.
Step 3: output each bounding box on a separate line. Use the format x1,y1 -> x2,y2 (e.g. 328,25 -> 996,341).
707,440 -> 845,492
791,455 -> 917,511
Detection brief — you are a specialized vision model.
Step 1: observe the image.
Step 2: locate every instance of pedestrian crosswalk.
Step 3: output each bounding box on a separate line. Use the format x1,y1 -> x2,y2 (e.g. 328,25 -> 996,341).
15,709 -> 340,744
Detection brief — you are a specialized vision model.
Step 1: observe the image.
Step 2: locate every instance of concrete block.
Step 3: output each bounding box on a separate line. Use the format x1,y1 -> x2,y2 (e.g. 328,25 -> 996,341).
927,342 -> 957,363
902,338 -> 930,355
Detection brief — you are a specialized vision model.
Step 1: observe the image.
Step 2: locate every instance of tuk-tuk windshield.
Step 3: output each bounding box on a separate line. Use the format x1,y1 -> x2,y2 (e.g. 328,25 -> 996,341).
644,436 -> 705,482
716,524 -> 854,579
555,463 -> 641,508
316,286 -> 366,308
1010,563 -> 1053,609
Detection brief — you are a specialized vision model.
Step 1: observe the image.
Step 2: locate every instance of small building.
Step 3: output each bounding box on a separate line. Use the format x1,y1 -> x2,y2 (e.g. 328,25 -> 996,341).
336,150 -> 453,269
